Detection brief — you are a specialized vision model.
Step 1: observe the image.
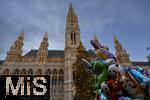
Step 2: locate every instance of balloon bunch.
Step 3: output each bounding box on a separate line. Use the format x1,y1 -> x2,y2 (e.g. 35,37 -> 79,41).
81,36 -> 150,100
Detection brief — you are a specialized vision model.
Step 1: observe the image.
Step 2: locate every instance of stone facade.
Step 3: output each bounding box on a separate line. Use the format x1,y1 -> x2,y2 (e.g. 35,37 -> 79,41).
0,3 -> 80,100
114,35 -> 132,66
114,35 -> 150,68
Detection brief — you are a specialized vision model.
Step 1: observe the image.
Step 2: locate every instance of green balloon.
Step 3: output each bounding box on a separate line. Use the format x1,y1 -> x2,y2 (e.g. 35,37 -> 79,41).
93,61 -> 109,89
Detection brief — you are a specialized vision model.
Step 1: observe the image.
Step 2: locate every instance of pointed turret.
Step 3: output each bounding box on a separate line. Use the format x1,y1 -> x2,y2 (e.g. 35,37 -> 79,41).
40,32 -> 49,50
114,35 -> 132,66
68,2 -> 74,14
12,31 -> 24,52
67,2 -> 77,22
44,32 -> 48,38
37,32 -> 49,65
19,31 -> 24,38
66,2 -> 79,32
114,34 -> 119,44
5,31 -> 24,64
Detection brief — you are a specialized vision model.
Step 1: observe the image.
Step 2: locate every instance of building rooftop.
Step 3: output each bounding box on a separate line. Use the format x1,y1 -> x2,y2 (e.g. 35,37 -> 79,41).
0,50 -> 150,68
24,49 -> 64,58
132,61 -> 150,67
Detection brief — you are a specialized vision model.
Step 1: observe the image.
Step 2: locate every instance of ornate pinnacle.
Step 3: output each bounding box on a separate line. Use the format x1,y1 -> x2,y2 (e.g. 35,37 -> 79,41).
113,34 -> 118,43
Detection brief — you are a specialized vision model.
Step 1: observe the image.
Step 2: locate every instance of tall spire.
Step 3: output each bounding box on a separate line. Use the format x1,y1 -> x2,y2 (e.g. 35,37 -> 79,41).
69,1 -> 73,8
64,1 -> 81,100
68,1 -> 75,14
65,1 -> 80,48
66,1 -> 78,23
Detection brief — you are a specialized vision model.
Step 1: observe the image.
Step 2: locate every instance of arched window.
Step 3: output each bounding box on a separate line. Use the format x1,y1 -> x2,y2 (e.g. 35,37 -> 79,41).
45,69 -> 51,84
13,69 -> 20,75
58,76 -> 61,86
74,33 -> 76,44
54,76 -> 57,86
59,69 -> 64,75
36,69 -> 43,75
45,69 -> 51,75
20,69 -> 26,75
58,76 -> 64,86
53,69 -> 57,74
3,69 -> 10,75
52,76 -> 55,86
71,32 -> 76,45
28,69 -> 33,75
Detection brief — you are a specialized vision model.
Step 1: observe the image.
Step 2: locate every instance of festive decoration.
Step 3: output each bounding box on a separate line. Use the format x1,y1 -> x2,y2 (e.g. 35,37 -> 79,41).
127,67 -> 150,87
136,66 -> 150,77
73,35 -> 150,100
90,34 -> 116,61
73,42 -> 95,100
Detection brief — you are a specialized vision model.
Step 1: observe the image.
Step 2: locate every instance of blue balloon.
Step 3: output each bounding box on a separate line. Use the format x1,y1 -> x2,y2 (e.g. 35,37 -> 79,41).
128,67 -> 150,87
98,89 -> 107,100
118,96 -> 132,100
136,66 -> 144,73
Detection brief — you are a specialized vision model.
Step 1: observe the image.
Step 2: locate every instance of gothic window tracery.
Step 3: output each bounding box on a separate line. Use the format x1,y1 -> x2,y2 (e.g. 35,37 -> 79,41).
53,69 -> 57,74
59,76 -> 64,86
45,69 -> 51,75
52,76 -> 55,86
3,68 -> 10,75
28,69 -> 33,75
20,69 -> 26,75
36,69 -> 43,75
54,76 -> 57,86
13,69 -> 20,75
70,32 -> 76,45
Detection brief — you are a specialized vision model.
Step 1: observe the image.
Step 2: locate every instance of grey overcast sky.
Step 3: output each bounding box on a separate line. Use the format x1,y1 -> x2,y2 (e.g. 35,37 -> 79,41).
0,0 -> 150,61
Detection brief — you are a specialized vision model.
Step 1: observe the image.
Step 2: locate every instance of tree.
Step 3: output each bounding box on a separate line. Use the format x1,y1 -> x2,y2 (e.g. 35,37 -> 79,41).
73,42 -> 95,100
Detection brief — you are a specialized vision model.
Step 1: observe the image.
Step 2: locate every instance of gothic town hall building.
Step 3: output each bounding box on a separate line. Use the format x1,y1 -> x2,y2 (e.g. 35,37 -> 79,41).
0,3 -> 79,100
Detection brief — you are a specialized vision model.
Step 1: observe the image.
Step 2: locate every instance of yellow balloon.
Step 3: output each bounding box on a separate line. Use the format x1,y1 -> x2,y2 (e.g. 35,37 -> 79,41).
96,50 -> 108,60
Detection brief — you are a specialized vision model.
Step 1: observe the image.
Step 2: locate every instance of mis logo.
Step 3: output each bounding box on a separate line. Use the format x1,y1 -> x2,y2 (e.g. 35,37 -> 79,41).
0,75 -> 50,100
